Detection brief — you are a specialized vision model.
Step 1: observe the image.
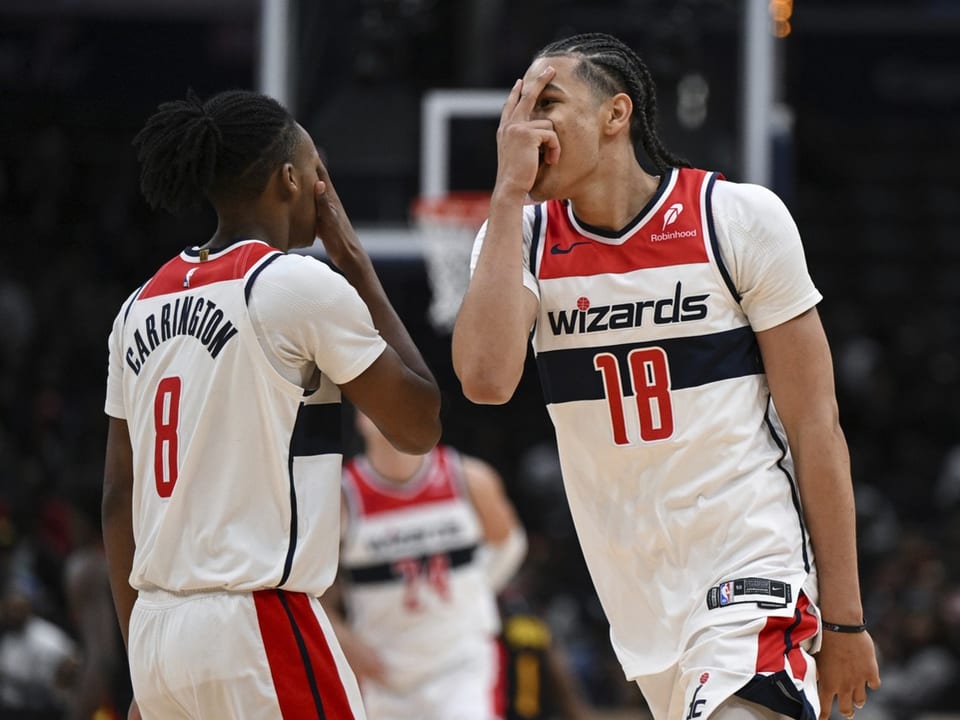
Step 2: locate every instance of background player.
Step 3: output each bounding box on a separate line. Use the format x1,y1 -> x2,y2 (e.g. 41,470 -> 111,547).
323,409 -> 526,720
102,89 -> 441,719
496,585 -> 594,720
452,33 -> 880,720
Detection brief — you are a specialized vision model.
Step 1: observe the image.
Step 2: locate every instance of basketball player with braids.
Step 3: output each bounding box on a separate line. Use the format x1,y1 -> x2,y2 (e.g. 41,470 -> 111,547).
453,33 -> 880,720
102,89 -> 441,719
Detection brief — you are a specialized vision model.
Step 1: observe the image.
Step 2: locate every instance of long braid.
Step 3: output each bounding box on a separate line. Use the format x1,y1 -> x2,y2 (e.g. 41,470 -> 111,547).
133,89 -> 298,215
536,33 -> 690,172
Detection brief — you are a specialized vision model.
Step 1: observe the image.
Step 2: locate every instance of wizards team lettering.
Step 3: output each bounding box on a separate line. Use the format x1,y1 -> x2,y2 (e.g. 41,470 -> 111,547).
125,295 -> 239,374
547,282 -> 709,336
366,521 -> 464,555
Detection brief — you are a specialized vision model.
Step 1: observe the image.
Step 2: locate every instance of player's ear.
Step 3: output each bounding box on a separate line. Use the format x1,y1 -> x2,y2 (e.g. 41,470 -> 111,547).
280,162 -> 298,197
267,162 -> 298,202
605,92 -> 632,137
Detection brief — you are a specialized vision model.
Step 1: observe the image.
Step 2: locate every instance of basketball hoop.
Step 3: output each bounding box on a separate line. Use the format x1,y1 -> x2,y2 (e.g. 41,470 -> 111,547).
412,192 -> 490,334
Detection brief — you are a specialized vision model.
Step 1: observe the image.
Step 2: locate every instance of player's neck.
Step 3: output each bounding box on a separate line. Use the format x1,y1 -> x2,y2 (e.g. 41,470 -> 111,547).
569,159 -> 660,231
209,202 -> 289,252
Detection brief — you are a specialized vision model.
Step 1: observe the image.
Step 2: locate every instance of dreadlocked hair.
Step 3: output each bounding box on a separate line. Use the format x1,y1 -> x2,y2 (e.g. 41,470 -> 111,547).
133,89 -> 299,215
536,33 -> 690,173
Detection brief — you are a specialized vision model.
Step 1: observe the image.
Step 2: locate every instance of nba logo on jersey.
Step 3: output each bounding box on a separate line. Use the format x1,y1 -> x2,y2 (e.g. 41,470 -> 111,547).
718,582 -> 734,606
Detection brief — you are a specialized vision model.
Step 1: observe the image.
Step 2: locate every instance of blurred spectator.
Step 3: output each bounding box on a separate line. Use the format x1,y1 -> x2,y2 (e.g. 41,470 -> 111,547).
860,529 -> 960,718
0,580 -> 78,719
62,483 -> 128,720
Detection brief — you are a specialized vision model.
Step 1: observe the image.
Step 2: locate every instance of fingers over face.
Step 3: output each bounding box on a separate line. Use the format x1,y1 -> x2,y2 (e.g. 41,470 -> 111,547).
540,130 -> 561,165
313,180 -> 327,211
500,79 -> 522,125
515,63 -> 557,119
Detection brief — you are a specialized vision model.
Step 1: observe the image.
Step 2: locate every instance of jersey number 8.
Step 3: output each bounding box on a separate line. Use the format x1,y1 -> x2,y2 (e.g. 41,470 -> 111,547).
153,376 -> 182,497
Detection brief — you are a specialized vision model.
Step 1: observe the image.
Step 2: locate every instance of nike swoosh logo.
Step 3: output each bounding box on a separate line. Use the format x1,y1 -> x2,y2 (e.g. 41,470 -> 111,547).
550,241 -> 591,255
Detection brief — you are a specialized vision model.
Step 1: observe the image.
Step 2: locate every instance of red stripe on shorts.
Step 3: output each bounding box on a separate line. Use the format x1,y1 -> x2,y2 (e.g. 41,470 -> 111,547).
756,593 -> 818,678
254,590 -> 355,720
493,638 -> 509,719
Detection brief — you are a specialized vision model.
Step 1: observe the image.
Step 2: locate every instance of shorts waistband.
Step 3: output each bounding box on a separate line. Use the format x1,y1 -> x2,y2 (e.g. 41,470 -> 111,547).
136,587 -> 241,607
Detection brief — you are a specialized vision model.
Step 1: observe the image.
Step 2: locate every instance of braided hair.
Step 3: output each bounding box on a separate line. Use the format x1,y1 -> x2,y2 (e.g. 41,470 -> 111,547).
536,33 -> 690,172
133,89 -> 299,215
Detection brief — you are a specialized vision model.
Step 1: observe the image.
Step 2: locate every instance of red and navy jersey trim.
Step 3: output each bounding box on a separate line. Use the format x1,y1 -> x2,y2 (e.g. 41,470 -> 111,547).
735,594 -> 818,720
139,241 -> 279,300
569,167 -> 674,240
343,447 -> 462,518
536,326 -> 762,406
704,173 -> 741,303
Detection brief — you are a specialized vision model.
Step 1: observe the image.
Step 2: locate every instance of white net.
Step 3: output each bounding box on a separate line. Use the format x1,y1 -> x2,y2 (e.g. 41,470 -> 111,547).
412,192 -> 490,334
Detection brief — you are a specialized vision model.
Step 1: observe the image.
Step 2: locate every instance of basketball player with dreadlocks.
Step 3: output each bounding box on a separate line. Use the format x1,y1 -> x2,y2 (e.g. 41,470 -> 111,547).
452,33 -> 879,720
102,89 -> 441,719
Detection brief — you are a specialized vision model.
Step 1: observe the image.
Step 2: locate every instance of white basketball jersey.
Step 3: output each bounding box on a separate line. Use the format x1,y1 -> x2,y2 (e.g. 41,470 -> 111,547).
339,447 -> 499,691
526,168 -> 819,678
107,240 -> 369,596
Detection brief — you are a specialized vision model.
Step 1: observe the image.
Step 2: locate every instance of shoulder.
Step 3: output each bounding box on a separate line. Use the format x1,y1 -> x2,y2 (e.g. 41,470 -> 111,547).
459,454 -> 505,498
117,285 -> 143,315
711,179 -> 798,238
260,251 -> 341,285
252,252 -> 358,307
109,286 -> 142,336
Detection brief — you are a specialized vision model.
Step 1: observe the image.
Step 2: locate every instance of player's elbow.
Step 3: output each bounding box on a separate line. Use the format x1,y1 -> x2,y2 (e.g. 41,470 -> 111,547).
385,403 -> 442,454
452,325 -> 525,405
457,367 -> 518,406
462,384 -> 514,406
393,420 -> 442,455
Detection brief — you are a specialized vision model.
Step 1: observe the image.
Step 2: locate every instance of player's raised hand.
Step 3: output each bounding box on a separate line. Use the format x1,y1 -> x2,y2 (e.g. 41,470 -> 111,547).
313,165 -> 360,269
815,631 -> 881,720
494,65 -> 560,198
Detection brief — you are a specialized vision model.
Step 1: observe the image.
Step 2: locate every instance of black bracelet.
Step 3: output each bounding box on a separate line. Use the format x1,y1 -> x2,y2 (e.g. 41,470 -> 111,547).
822,620 -> 867,633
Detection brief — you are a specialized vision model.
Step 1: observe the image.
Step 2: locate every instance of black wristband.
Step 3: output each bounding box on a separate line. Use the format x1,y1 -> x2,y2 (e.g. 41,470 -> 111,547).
822,620 -> 867,633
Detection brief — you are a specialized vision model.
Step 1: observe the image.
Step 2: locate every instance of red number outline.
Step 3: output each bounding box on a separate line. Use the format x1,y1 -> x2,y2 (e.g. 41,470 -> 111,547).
153,376 -> 182,497
594,348 -> 675,445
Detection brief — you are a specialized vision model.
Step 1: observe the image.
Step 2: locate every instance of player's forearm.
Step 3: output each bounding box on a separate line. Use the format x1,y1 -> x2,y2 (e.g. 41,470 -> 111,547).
102,485 -> 137,652
335,245 -> 439,392
757,311 -> 864,622
452,197 -> 532,404
316,183 -> 438,393
794,421 -> 865,624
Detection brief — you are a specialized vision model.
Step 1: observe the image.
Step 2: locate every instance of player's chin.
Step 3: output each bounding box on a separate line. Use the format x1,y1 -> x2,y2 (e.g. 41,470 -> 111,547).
289,232 -> 316,251
528,174 -> 562,203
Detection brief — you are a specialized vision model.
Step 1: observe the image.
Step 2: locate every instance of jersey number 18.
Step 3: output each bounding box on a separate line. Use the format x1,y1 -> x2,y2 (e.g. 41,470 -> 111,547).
594,348 -> 674,445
